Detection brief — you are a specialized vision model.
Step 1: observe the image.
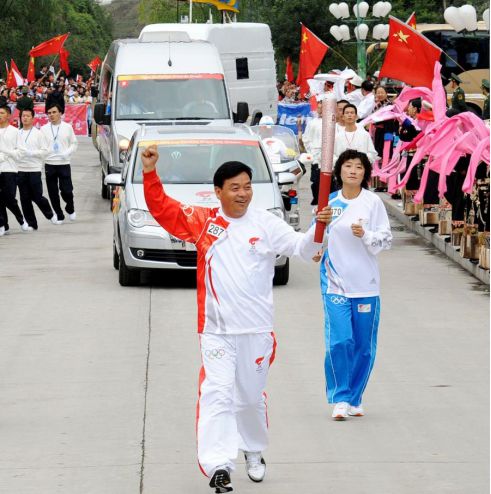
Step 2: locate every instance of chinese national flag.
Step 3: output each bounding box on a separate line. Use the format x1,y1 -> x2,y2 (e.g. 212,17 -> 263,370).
27,56 -> 36,82
379,16 -> 441,88
6,64 -> 16,89
406,12 -> 417,29
285,57 -> 294,82
296,24 -> 328,97
87,56 -> 102,73
60,47 -> 70,75
29,33 -> 69,57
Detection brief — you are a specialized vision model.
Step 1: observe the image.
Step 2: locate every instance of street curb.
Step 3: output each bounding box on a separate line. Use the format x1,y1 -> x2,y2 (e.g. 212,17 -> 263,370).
378,193 -> 490,285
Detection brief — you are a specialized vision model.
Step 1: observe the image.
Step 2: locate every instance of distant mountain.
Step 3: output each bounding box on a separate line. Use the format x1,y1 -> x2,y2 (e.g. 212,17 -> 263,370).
103,0 -> 143,39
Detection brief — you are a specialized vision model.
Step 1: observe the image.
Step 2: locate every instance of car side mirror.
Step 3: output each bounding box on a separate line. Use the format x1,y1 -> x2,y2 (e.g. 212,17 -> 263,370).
94,102 -> 111,125
234,101 -> 249,124
277,172 -> 296,185
105,173 -> 124,187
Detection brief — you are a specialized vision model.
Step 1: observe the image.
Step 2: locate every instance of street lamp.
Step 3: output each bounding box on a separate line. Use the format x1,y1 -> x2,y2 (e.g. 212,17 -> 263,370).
444,4 -> 482,32
328,1 -> 391,79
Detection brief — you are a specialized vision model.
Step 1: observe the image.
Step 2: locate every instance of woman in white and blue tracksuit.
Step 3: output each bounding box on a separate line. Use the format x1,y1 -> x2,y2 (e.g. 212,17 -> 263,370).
318,149 -> 392,420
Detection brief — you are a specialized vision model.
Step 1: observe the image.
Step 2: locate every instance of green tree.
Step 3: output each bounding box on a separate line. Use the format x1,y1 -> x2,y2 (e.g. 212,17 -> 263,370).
139,0 -> 215,24
0,0 -> 112,78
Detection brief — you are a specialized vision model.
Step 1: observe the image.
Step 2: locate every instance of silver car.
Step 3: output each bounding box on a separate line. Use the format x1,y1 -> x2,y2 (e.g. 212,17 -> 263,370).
106,125 -> 300,287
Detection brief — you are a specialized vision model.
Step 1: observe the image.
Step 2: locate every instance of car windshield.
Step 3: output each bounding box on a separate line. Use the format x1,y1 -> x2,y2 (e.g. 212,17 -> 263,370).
423,30 -> 490,78
132,139 -> 272,184
115,75 -> 230,120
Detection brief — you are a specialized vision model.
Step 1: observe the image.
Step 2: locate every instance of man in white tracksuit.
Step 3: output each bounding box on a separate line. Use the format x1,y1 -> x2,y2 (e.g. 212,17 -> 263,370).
142,145 -> 331,493
41,104 -> 78,222
0,105 -> 30,236
16,108 -> 62,229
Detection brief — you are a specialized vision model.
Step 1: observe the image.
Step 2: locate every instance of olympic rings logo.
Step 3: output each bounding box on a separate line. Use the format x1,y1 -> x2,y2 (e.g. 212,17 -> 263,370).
330,295 -> 348,305
205,348 -> 226,359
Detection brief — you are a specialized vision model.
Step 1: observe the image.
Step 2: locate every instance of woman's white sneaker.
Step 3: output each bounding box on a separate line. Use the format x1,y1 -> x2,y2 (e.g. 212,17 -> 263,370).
244,451 -> 266,482
332,402 -> 349,420
21,221 -> 33,232
348,405 -> 364,417
69,212 -> 77,221
0,226 -> 5,236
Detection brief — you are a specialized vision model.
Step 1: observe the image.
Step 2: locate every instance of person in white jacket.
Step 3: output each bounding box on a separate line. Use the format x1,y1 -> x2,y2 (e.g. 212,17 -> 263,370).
16,109 -> 62,229
41,104 -> 78,222
316,149 -> 392,420
142,146 -> 332,493
0,105 -> 30,236
334,104 -> 378,165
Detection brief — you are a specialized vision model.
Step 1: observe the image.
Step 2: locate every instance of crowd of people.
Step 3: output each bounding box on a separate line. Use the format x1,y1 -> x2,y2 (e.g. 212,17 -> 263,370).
283,71 -> 489,265
0,101 -> 78,236
0,66 -> 96,120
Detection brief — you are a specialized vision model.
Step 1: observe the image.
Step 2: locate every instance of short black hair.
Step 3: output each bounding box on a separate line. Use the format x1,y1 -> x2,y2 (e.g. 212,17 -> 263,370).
334,149 -> 372,189
0,104 -> 11,114
409,98 -> 421,112
342,103 -> 358,115
213,161 -> 253,188
20,108 -> 35,117
46,103 -> 64,114
361,80 -> 374,92
337,99 -> 349,106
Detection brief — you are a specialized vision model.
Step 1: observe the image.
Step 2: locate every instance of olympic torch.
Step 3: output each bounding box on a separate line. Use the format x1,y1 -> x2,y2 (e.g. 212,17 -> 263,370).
314,94 -> 337,243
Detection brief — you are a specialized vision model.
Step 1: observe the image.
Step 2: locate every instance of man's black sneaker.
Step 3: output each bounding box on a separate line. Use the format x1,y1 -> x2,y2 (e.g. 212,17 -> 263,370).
209,468 -> 233,493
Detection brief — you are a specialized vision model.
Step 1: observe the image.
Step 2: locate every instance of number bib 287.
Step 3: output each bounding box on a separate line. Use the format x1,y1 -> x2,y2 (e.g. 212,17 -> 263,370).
207,223 -> 225,238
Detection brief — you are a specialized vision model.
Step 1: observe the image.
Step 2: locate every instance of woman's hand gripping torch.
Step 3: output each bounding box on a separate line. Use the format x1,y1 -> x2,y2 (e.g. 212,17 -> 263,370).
314,94 -> 337,243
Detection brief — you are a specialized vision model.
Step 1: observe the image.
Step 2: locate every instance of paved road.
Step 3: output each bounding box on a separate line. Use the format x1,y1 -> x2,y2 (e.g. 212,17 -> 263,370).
0,138 -> 488,494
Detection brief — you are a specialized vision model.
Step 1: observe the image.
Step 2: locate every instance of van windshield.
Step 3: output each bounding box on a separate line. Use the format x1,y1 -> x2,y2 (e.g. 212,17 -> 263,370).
132,139 -> 271,184
116,74 -> 230,120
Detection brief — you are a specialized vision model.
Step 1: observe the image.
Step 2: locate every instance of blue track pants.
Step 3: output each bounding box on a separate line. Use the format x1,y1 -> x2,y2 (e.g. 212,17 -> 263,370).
322,294 -> 380,406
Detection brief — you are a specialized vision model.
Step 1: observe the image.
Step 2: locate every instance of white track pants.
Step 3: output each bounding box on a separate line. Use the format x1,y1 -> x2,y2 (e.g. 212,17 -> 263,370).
196,332 -> 276,477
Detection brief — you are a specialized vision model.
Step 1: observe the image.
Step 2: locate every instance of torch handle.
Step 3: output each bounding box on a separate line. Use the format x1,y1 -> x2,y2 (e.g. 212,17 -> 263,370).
313,95 -> 337,244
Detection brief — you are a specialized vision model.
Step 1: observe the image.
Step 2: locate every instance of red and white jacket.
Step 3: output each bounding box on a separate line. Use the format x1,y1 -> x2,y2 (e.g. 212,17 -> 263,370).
144,169 -> 321,335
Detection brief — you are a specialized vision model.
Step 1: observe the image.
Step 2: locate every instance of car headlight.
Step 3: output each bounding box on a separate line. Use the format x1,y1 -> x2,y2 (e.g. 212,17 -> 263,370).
268,208 -> 285,220
127,209 -> 160,228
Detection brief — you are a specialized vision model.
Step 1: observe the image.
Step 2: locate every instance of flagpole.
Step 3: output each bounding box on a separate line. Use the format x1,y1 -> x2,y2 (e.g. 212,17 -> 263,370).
327,45 -> 357,71
189,0 -> 193,22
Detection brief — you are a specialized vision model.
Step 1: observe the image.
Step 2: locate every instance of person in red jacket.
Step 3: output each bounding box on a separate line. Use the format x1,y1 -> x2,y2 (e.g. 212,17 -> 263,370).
142,144 -> 331,493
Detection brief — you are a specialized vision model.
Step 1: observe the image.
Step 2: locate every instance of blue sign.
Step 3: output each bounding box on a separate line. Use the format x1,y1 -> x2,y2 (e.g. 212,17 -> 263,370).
277,102 -> 314,133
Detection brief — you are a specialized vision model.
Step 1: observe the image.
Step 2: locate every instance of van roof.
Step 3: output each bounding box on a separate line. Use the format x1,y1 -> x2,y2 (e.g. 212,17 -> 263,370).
140,23 -> 273,53
111,39 -> 224,75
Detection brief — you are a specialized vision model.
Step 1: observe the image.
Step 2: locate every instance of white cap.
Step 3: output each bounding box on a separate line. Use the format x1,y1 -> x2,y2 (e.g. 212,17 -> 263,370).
350,75 -> 363,87
259,115 -> 275,126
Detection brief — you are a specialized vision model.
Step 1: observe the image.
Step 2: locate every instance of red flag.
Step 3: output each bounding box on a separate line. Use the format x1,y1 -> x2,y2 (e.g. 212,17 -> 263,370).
27,56 -> 36,82
296,24 -> 328,97
285,57 -> 294,82
60,47 -> 70,75
6,66 -> 15,89
8,59 -> 24,87
87,56 -> 102,73
406,12 -> 417,29
379,16 -> 442,88
29,33 -> 69,57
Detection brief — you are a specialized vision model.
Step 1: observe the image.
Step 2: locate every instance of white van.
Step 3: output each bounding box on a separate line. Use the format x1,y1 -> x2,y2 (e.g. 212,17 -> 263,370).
140,23 -> 278,123
93,32 -> 248,199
